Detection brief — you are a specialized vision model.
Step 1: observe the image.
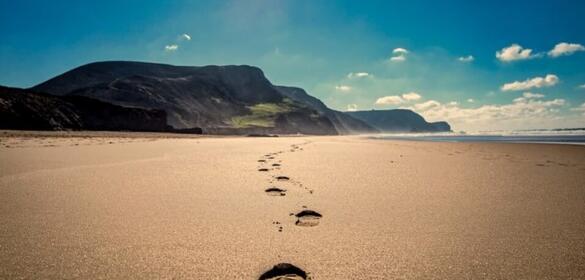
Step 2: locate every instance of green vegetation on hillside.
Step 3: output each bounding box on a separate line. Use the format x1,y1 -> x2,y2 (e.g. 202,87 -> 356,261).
231,101 -> 294,128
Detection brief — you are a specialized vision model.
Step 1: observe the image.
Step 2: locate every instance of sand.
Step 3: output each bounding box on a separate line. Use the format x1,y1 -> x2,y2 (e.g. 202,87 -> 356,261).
1,131 -> 584,279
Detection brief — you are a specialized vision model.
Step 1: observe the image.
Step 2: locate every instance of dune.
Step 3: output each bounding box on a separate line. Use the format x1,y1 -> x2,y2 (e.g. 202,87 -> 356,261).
1,131 -> 584,279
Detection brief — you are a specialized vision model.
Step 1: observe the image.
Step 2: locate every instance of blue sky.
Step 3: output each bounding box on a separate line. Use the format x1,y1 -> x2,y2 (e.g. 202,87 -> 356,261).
1,0 -> 585,131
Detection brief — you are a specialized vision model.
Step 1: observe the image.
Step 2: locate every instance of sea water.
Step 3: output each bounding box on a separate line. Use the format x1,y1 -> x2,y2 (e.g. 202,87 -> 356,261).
374,129 -> 585,145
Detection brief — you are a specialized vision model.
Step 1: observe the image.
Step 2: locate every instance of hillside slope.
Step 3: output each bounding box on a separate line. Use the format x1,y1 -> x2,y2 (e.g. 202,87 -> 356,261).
275,86 -> 378,134
347,109 -> 451,132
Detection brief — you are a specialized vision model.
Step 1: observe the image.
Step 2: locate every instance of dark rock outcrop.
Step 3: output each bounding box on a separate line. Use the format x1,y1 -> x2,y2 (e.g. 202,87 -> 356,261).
0,86 -> 172,132
347,109 -> 451,132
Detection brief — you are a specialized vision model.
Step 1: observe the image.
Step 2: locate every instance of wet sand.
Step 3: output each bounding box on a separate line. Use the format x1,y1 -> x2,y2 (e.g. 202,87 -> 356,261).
1,132 -> 584,279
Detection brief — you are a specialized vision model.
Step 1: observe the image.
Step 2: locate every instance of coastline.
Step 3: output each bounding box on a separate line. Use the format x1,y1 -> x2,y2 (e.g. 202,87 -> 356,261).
1,132 -> 584,278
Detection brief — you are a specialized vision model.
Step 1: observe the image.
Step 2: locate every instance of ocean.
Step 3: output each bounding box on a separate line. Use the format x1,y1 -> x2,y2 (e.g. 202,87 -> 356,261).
373,129 -> 585,145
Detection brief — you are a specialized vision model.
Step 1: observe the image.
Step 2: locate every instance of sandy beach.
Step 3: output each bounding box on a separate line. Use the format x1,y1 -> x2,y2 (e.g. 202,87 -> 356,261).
1,131 -> 584,279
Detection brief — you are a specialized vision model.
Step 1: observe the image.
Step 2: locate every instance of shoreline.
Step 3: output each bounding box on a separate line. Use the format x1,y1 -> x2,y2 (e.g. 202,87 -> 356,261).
3,129 -> 585,146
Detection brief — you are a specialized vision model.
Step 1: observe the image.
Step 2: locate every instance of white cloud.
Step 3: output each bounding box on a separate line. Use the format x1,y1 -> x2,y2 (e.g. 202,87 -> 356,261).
375,95 -> 405,105
548,42 -> 585,57
467,98 -> 475,103
393,48 -> 409,54
180,33 -> 192,41
496,44 -> 540,62
412,100 -> 441,111
346,104 -> 358,112
501,74 -> 559,91
401,92 -> 422,101
375,92 -> 422,105
389,47 -> 409,62
335,85 -> 352,92
347,72 -> 371,79
579,84 -> 585,89
390,55 -> 406,62
404,97 -> 567,131
164,44 -> 179,51
458,55 -> 474,62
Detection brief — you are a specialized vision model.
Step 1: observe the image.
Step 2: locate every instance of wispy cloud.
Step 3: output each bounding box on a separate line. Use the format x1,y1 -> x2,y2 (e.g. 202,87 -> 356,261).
390,55 -> 406,62
513,92 -> 545,103
458,55 -> 474,62
548,42 -> 584,57
180,33 -> 192,41
164,44 -> 179,52
496,44 -> 541,62
523,92 -> 544,99
501,74 -> 559,91
335,85 -> 352,92
347,72 -> 371,79
579,84 -> 585,89
164,33 -> 191,52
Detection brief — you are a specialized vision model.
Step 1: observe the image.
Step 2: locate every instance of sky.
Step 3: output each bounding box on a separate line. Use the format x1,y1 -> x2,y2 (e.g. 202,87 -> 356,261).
1,0 -> 585,132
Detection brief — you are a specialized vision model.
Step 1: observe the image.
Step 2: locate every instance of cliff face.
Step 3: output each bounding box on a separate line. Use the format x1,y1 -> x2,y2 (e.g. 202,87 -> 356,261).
347,109 -> 452,132
0,86 -> 170,132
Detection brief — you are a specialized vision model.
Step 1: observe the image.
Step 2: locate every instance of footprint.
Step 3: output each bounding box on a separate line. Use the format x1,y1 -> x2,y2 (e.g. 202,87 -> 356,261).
272,221 -> 283,232
259,168 -> 270,172
258,160 -> 267,162
275,176 -> 290,181
259,263 -> 308,280
294,210 -> 322,227
265,187 -> 287,196
272,163 -> 281,167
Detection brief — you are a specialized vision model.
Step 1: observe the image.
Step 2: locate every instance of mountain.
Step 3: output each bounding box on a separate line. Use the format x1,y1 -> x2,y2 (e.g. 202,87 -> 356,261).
5,61 -> 449,135
0,86 -> 171,131
275,86 -> 378,134
347,109 -> 451,132
31,61 -> 340,135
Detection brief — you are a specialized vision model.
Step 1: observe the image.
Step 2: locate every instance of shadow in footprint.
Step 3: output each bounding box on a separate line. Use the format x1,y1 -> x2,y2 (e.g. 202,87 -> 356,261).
265,187 -> 287,196
259,263 -> 307,280
275,176 -> 290,181
272,163 -> 281,167
295,210 -> 322,227
259,168 -> 270,172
